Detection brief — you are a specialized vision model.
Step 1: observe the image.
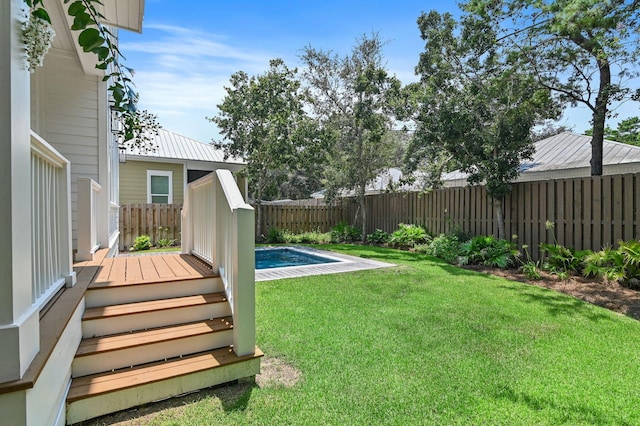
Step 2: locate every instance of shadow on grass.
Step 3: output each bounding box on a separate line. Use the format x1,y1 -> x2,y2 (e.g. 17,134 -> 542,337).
496,284 -> 613,322
493,386 -> 632,425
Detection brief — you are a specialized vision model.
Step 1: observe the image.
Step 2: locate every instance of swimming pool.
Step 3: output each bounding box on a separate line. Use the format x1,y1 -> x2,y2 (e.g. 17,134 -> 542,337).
255,247 -> 340,270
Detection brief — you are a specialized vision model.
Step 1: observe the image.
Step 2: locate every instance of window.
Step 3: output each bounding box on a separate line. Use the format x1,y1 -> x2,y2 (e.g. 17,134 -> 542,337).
147,170 -> 173,203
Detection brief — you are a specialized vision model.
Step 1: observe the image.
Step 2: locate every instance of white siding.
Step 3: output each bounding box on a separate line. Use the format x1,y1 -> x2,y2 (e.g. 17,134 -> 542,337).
32,48 -> 104,250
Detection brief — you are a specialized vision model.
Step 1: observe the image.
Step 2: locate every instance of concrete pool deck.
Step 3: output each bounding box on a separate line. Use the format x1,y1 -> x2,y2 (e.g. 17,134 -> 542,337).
118,247 -> 395,281
255,246 -> 394,281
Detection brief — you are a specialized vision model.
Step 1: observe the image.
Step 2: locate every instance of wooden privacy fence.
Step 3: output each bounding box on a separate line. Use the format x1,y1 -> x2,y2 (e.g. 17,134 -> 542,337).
257,200 -> 355,237
119,203 -> 182,251
261,173 -> 640,260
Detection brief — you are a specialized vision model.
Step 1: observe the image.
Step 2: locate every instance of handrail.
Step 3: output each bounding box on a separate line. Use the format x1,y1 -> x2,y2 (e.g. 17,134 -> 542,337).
182,170 -> 255,356
30,131 -> 76,310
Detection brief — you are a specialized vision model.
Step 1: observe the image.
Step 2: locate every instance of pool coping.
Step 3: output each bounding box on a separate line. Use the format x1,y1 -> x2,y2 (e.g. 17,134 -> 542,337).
255,246 -> 394,281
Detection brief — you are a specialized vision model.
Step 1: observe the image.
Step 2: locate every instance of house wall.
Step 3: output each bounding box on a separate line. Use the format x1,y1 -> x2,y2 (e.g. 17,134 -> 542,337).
120,160 -> 185,204
31,48 -> 103,250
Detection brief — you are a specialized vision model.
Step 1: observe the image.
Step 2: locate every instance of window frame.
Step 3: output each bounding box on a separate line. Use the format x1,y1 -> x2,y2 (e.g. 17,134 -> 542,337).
147,170 -> 173,204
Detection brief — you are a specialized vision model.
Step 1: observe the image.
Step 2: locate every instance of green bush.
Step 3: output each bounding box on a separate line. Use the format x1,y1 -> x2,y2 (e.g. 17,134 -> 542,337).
156,238 -> 174,248
424,234 -> 460,264
266,227 -> 285,244
131,235 -> 152,251
583,241 -> 640,288
459,235 -> 520,269
367,229 -> 390,244
540,243 -> 591,274
388,223 -> 429,248
298,230 -> 331,244
330,222 -> 361,243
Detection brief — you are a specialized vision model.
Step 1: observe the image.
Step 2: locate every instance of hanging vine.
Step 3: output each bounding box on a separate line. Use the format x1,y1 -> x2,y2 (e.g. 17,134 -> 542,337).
24,0 -> 160,151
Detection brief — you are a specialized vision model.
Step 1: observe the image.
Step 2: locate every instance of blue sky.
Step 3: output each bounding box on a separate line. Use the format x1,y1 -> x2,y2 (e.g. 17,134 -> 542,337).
119,0 -> 638,144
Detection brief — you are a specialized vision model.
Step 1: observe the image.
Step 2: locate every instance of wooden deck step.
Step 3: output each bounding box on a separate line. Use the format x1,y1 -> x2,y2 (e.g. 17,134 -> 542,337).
66,347 -> 264,424
81,293 -> 231,338
72,317 -> 234,377
76,317 -> 234,357
85,275 -> 223,308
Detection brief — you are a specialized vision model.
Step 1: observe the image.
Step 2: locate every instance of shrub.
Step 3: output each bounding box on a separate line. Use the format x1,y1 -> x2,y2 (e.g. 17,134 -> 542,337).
459,235 -> 520,269
131,235 -> 152,251
367,229 -> 390,245
424,234 -> 460,264
299,230 -> 331,244
266,227 -> 285,244
540,243 -> 591,274
519,245 -> 542,280
446,223 -> 472,242
330,222 -> 361,243
156,238 -> 174,248
388,223 -> 429,248
583,241 -> 640,288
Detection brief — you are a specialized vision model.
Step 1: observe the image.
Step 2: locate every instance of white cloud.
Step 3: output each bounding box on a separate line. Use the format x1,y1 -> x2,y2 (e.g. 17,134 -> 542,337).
120,24 -> 290,142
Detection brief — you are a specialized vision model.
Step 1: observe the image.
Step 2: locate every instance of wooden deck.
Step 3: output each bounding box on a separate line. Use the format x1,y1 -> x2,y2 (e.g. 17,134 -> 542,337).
74,250 -> 218,288
0,251 -> 218,396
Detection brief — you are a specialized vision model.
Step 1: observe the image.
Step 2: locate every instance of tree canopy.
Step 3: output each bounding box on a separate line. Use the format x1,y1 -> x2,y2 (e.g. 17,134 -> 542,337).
405,11 -> 557,238
210,59 -> 319,235
300,33 -> 401,240
462,0 -> 640,175
586,116 -> 640,146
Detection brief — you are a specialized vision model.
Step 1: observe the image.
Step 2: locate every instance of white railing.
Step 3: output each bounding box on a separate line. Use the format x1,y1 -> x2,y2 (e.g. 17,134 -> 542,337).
182,170 -> 255,356
76,177 -> 102,261
30,131 -> 76,308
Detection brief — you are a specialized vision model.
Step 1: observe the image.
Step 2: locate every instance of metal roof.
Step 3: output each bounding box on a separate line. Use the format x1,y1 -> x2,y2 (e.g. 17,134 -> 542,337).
442,132 -> 640,181
125,128 -> 245,165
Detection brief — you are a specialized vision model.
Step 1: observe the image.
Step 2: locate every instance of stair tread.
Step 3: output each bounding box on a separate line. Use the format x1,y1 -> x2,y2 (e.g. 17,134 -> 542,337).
88,273 -> 221,290
83,292 -> 227,320
67,347 -> 264,402
76,317 -> 233,357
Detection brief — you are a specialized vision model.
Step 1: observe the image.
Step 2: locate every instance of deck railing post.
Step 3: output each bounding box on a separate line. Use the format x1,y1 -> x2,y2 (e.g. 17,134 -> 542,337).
76,177 -> 102,261
231,205 -> 255,356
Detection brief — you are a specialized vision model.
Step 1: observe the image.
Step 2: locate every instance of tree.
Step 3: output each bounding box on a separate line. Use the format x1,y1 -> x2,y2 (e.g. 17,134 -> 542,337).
300,33 -> 401,240
463,0 -> 640,176
210,59 -> 317,237
585,116 -> 640,146
531,121 -> 574,142
406,11 -> 557,239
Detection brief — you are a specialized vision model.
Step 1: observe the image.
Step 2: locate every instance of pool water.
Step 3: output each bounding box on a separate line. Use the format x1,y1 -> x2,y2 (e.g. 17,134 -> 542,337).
255,247 -> 339,270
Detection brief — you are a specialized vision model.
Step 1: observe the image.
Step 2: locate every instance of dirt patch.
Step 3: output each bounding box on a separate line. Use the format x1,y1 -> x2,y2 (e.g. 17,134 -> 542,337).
463,264 -> 640,321
256,356 -> 302,388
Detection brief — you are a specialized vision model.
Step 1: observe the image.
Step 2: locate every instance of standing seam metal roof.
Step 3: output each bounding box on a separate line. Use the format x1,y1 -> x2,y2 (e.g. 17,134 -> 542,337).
125,128 -> 245,165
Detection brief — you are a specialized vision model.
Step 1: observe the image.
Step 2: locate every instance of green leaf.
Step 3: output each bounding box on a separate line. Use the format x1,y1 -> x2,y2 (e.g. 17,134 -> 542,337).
67,1 -> 86,16
92,46 -> 110,61
78,28 -> 104,52
71,12 -> 92,30
32,8 -> 51,24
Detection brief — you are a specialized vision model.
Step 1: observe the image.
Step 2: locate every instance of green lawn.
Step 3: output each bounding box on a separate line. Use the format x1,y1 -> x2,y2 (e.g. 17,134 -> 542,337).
120,245 -> 640,425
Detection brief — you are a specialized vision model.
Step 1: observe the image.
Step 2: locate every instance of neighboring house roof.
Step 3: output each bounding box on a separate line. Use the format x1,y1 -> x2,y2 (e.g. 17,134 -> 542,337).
311,132 -> 640,199
124,128 -> 245,165
442,132 -> 640,184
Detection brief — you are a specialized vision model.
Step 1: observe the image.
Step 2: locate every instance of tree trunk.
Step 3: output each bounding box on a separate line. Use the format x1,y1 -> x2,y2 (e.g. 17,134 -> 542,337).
360,192 -> 367,242
494,197 -> 505,240
590,60 -> 611,176
568,33 -> 611,176
356,183 -> 367,242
